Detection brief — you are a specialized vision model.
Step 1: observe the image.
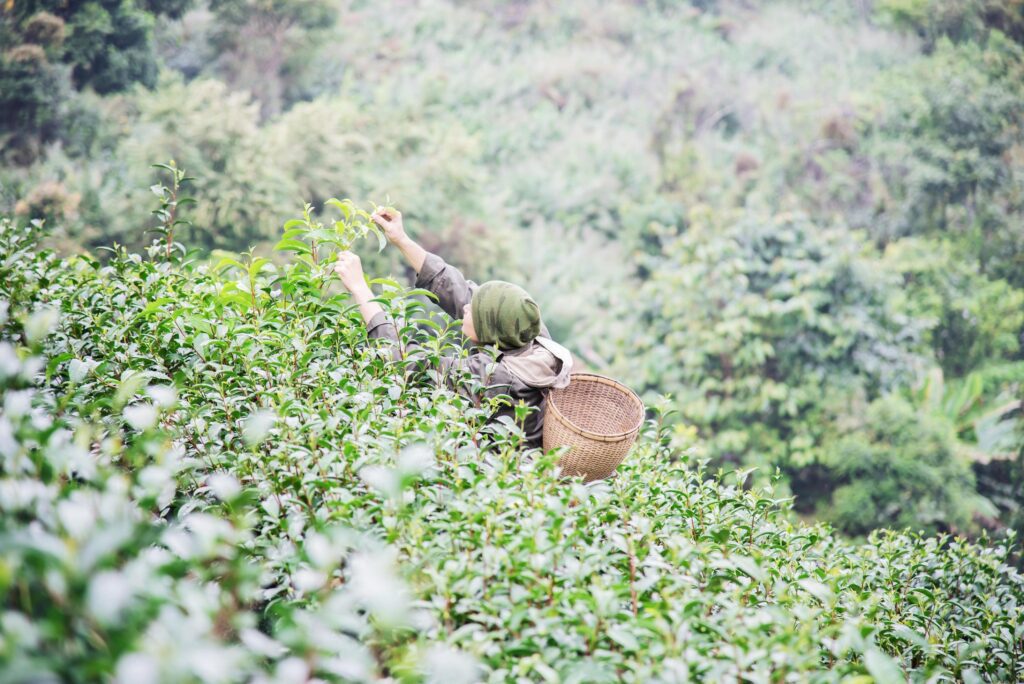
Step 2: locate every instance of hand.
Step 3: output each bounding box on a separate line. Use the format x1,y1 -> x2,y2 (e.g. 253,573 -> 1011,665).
333,251 -> 367,293
371,207 -> 406,244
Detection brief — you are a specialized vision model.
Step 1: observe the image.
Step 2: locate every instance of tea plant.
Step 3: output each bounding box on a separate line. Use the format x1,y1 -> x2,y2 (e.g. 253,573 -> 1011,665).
1,208 -> 1022,682
273,198 -> 388,267
149,161 -> 196,260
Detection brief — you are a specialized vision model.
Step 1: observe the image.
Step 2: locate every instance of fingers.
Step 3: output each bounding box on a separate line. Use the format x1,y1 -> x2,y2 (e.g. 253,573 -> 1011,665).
371,208 -> 400,227
333,251 -> 360,272
333,251 -> 365,292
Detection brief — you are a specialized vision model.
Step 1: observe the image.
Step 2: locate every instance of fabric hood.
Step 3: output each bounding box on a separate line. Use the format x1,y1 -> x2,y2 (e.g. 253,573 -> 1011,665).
501,336 -> 574,389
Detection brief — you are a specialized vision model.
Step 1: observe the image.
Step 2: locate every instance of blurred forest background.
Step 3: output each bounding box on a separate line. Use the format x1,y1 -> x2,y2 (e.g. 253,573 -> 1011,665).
2,0 -> 1023,542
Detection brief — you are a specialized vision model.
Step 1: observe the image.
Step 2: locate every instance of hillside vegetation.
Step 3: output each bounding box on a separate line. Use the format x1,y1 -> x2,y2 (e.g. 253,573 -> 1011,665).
2,0 -> 1024,679
2,216 -> 1023,681
3,0 -> 1023,540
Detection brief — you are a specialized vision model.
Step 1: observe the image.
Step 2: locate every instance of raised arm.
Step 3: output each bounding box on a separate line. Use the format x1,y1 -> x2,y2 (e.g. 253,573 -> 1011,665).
334,250 -> 509,402
371,207 -> 476,319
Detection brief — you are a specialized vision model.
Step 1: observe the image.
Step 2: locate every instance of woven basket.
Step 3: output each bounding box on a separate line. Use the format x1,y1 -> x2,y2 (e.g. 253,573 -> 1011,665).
542,373 -> 645,482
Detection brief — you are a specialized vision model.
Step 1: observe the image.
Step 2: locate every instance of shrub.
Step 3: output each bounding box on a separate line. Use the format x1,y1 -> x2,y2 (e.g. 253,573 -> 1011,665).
2,196 -> 1022,680
206,0 -> 337,117
882,237 -> 1024,377
619,211 -> 928,471
22,12 -> 65,47
13,179 -> 81,225
87,74 -> 292,251
874,0 -> 1024,48
0,45 -> 67,163
858,37 -> 1024,284
0,2 -> 195,161
819,394 -> 993,536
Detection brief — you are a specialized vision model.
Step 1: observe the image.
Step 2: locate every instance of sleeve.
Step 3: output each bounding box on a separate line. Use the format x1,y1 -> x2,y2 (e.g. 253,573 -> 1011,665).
366,309 -> 459,369
411,348 -> 515,406
367,311 -> 400,346
366,310 -> 405,365
415,251 -> 554,341
414,252 -> 478,319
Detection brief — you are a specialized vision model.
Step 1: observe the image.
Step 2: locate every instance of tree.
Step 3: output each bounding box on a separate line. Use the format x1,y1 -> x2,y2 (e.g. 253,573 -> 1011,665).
4,1 -> 193,91
96,74 -> 293,251
875,0 -> 1024,49
0,42 -> 67,164
621,212 -> 929,472
882,237 -> 1024,377
207,0 -> 337,118
820,395 -> 995,536
0,1 -> 194,162
858,37 -> 1024,285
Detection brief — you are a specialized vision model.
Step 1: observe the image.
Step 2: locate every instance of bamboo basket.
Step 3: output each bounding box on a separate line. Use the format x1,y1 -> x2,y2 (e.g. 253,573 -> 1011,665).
542,373 -> 645,482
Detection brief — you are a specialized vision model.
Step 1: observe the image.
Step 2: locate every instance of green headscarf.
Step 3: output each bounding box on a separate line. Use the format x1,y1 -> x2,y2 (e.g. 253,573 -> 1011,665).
471,280 -> 541,350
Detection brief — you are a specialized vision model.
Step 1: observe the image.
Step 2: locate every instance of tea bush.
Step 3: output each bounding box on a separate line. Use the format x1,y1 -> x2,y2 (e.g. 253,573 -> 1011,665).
2,213 -> 1023,682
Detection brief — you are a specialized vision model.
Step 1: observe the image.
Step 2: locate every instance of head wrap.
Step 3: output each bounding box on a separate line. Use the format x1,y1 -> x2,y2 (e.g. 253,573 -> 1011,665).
471,280 -> 542,350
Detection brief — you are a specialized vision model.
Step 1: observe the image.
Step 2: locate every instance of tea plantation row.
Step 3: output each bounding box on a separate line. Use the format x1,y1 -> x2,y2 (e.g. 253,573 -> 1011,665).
1,219 -> 1022,682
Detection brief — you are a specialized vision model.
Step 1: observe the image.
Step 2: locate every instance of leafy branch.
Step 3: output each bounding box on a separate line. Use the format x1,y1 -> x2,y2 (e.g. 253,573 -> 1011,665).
274,198 -> 388,273
149,160 -> 197,260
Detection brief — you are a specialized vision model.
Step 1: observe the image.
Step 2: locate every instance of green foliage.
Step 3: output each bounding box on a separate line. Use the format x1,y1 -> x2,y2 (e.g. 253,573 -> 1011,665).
860,38 -> 1024,281
11,73 -> 502,266
819,395 -> 992,536
0,1 -> 194,162
2,211 -> 1024,680
1,0 -> 1023,548
139,0 -> 193,20
94,74 -> 290,251
206,0 -> 338,117
883,237 -> 1024,377
258,95 -> 498,272
622,212 -> 927,470
60,1 -> 158,93
918,364 -> 1024,452
5,1 -> 192,92
875,0 -> 1024,47
0,38 -> 67,163
910,361 -> 1024,542
274,198 -> 387,263
148,160 -> 196,259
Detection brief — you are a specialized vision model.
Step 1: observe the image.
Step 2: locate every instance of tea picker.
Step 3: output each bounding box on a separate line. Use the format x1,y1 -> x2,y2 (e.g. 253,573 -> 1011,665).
333,207 -> 643,482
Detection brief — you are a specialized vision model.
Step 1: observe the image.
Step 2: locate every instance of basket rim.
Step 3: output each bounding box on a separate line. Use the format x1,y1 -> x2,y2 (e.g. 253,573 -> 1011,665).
546,372 -> 645,443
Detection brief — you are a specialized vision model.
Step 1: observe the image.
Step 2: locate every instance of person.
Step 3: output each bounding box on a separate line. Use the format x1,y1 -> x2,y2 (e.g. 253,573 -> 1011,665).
332,207 -> 573,448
